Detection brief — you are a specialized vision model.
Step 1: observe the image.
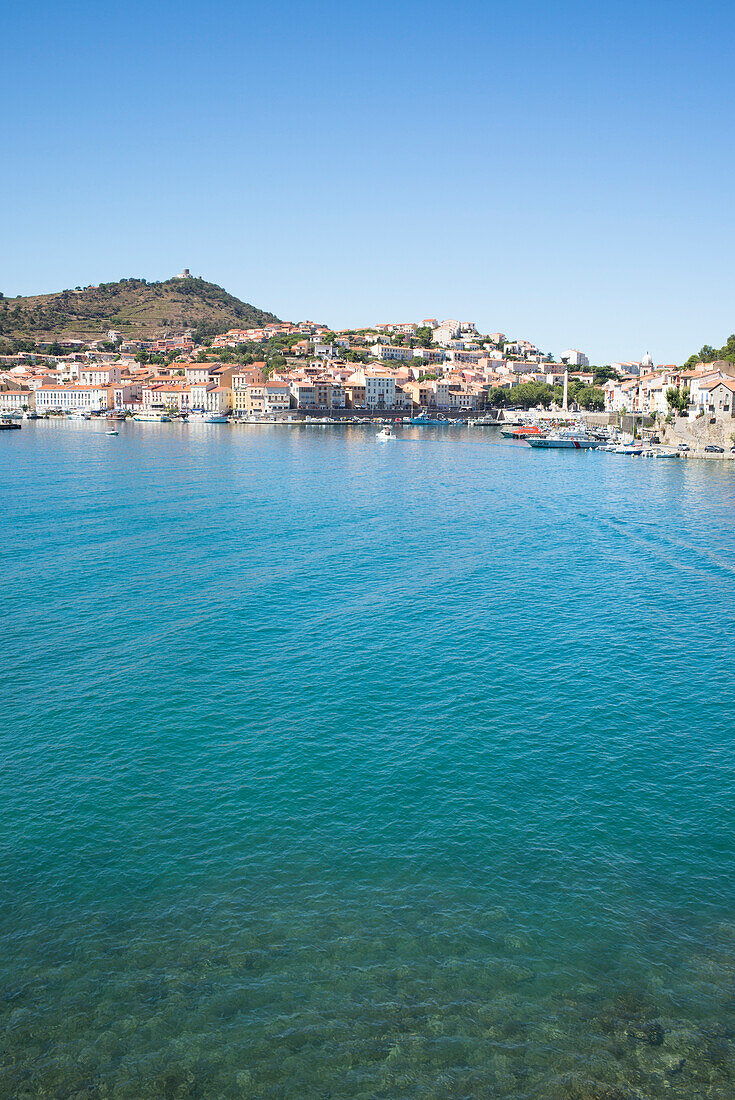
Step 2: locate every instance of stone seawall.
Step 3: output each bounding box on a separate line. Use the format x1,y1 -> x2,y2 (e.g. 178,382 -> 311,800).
662,415 -> 735,451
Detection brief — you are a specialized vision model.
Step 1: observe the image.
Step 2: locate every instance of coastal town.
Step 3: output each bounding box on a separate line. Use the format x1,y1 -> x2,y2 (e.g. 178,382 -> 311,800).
2,286 -> 735,451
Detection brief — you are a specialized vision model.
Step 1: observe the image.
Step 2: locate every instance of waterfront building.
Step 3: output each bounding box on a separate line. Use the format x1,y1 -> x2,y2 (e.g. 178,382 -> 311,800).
142,382 -> 191,412
237,383 -> 290,417
344,381 -> 366,409
35,384 -> 111,413
403,380 -> 437,410
347,368 -> 397,409
289,380 -> 316,408
0,385 -> 34,413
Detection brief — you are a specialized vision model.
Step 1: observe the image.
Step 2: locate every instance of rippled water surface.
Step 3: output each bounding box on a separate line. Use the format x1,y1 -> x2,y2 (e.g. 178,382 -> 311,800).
3,420 -> 735,1099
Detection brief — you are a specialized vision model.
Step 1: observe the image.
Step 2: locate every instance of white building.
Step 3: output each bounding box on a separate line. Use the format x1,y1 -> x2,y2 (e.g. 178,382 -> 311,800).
365,370 -> 396,408
313,342 -> 339,359
689,369 -> 732,411
432,321 -> 461,346
561,349 -> 589,368
370,344 -> 414,362
699,379 -> 735,417
347,368 -> 398,408
35,385 -> 110,412
0,386 -> 34,413
79,365 -> 122,386
413,348 -> 445,364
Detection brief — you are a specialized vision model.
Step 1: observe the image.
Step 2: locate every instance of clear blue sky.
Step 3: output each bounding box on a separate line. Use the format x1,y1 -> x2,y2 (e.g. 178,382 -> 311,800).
2,0 -> 734,364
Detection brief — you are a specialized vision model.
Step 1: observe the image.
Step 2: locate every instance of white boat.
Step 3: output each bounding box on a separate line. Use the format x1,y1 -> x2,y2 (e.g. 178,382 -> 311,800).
526,428 -> 604,450
606,442 -> 644,455
376,426 -> 396,441
469,414 -> 502,426
133,410 -> 171,422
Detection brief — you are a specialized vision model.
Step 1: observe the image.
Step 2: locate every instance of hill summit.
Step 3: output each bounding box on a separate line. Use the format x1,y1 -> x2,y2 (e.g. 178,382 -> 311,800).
0,274 -> 280,343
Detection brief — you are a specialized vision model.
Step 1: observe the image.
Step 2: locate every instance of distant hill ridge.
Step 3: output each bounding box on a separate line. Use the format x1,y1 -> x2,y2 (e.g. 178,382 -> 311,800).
0,275 -> 280,343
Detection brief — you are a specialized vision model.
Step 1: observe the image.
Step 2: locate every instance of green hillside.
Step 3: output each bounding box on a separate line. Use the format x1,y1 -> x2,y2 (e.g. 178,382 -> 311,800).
0,276 -> 280,344
684,334 -> 735,367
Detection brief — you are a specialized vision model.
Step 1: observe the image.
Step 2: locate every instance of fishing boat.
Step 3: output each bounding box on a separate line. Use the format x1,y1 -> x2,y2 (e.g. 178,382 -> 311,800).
526,428 -> 604,450
133,410 -> 171,422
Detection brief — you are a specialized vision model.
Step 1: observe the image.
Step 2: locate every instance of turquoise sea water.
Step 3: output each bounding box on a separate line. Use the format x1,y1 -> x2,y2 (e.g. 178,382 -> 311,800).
2,420 -> 735,1099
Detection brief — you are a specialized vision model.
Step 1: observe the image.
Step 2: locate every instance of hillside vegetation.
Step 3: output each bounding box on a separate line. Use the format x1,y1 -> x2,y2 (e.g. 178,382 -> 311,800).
684,334 -> 735,367
0,276 -> 280,344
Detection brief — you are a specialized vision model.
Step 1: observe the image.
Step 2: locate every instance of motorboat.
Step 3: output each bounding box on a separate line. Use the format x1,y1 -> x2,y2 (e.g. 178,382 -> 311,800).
501,425 -> 547,439
605,442 -> 644,455
410,412 -> 449,425
187,411 -> 229,423
133,410 -> 171,422
526,428 -> 604,450
469,414 -> 501,426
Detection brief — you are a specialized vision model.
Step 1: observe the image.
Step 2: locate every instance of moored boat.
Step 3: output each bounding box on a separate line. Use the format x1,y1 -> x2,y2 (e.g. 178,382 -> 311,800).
501,425 -> 547,439
410,412 -> 450,425
527,428 -> 604,450
187,411 -> 229,423
133,410 -> 171,422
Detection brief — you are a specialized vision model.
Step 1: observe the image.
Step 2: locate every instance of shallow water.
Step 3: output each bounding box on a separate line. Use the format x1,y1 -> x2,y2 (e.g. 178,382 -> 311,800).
2,420 -> 735,1098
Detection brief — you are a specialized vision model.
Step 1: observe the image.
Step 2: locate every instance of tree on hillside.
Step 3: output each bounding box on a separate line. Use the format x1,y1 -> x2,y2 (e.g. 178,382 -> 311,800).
683,337 -> 735,367
593,366 -> 621,385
